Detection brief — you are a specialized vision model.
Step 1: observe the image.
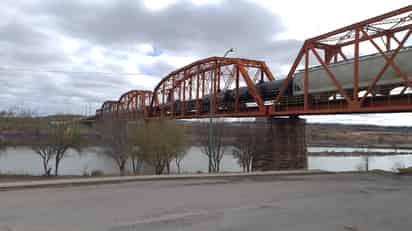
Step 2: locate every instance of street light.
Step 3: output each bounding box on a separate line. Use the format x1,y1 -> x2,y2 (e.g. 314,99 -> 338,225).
208,48 -> 235,172
223,48 -> 235,58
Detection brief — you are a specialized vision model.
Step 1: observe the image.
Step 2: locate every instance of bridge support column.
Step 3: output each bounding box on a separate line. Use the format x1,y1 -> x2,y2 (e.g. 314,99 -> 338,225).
253,117 -> 307,171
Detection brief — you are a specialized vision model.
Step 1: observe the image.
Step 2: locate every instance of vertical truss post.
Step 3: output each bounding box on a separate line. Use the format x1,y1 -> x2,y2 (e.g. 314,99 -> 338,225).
189,77 -> 192,101
114,104 -> 119,120
142,94 -> 146,115
202,71 -> 205,98
304,47 -> 309,111
171,77 -> 175,117
161,84 -> 165,117
260,68 -> 264,82
182,80 -> 186,115
235,64 -> 240,112
213,61 -> 218,114
217,65 -> 221,92
353,28 -> 360,105
178,83 -> 182,115
196,67 -> 200,114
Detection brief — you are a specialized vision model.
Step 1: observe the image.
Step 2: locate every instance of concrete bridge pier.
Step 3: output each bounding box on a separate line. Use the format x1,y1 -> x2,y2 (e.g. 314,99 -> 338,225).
253,117 -> 308,171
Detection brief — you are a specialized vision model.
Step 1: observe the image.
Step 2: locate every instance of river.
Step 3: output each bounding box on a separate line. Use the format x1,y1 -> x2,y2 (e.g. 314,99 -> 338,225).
0,147 -> 411,175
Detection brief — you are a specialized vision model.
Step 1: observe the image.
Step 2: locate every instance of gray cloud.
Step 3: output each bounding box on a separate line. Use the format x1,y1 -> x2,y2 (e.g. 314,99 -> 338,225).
0,19 -> 68,66
39,0 -> 301,63
0,0 -> 302,114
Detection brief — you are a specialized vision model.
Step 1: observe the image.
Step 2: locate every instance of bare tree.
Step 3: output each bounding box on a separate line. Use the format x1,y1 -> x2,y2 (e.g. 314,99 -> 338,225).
200,119 -> 226,173
172,139 -> 189,174
130,148 -> 144,175
32,142 -> 53,176
96,119 -> 133,175
232,145 -> 254,173
31,121 -> 83,176
232,124 -> 259,172
135,120 -> 186,175
174,150 -> 188,174
53,124 -> 83,176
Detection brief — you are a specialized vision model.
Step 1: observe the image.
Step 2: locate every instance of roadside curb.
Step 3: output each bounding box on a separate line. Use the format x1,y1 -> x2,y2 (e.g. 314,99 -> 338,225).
0,170 -> 330,191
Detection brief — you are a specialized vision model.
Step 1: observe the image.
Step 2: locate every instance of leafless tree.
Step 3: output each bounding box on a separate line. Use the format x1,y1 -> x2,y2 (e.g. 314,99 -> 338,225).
130,148 -> 144,174
172,140 -> 190,174
96,119 -> 133,176
32,141 -> 53,176
31,128 -> 53,176
232,124 -> 259,172
174,150 -> 187,174
134,120 -> 186,175
200,119 -> 226,173
30,119 -> 83,176
31,121 -> 83,176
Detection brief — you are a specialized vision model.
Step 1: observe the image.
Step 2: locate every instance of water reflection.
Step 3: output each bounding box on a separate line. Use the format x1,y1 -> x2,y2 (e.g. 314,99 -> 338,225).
0,147 -> 411,175
0,148 -> 119,175
308,155 -> 412,172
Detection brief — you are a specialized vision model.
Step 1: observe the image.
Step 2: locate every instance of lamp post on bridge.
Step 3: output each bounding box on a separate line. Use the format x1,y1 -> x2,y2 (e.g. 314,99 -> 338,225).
208,48 -> 234,172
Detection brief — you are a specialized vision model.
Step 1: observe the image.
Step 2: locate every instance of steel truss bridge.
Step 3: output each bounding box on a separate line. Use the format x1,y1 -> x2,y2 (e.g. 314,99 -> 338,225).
95,5 -> 412,120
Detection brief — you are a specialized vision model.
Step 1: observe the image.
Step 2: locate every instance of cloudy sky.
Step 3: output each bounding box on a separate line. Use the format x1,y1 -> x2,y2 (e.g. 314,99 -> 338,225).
0,0 -> 411,125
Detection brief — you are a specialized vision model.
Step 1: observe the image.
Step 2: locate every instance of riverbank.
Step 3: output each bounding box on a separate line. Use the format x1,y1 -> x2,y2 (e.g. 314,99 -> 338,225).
307,123 -> 412,149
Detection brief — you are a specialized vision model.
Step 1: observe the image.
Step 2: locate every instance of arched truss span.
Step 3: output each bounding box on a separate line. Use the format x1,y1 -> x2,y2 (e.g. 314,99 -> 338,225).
148,56 -> 275,118
97,100 -> 120,119
96,90 -> 153,119
118,90 -> 152,113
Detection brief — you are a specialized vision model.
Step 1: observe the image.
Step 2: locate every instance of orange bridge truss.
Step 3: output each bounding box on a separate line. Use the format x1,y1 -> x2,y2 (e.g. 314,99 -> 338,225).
96,5 -> 412,120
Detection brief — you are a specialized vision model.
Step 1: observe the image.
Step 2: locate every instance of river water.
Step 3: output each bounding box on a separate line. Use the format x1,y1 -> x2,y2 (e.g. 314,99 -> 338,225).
0,147 -> 411,175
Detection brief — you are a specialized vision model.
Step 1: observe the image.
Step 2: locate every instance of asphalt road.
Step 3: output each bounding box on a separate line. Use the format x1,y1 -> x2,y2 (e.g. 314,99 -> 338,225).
0,173 -> 411,231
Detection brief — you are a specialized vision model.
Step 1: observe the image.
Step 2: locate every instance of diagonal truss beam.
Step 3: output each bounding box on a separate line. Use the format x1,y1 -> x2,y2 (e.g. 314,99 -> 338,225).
359,29 -> 412,105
